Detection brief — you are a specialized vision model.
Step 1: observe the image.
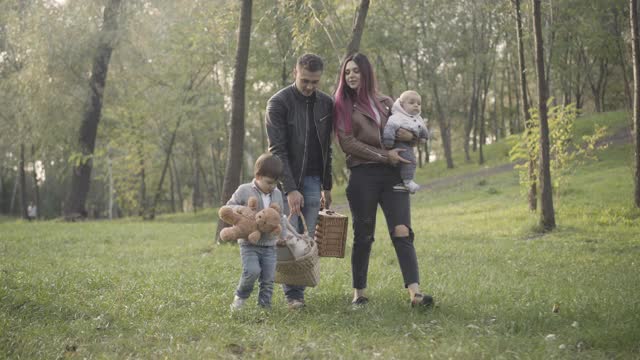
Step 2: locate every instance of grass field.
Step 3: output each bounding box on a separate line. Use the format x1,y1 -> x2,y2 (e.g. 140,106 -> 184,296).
1,111 -> 639,359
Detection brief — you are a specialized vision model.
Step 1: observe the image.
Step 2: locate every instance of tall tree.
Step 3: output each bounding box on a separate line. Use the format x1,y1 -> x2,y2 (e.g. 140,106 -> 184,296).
612,4 -> 633,110
19,143 -> 27,220
346,0 -> 370,55
532,0 -> 556,230
513,0 -> 537,211
65,0 -> 122,217
31,144 -> 40,219
215,0 -> 253,240
631,0 -> 640,207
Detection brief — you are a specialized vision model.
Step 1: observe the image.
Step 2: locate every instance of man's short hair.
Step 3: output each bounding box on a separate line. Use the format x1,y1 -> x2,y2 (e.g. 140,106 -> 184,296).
297,53 -> 324,72
254,153 -> 283,179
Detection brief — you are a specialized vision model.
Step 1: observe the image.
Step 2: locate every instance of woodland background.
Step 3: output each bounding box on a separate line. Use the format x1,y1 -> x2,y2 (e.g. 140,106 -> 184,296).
0,0 -> 635,220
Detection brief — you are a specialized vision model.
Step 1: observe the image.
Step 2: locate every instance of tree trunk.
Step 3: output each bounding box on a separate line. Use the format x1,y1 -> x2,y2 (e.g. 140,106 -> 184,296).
65,0 -> 121,218
0,172 -> 4,214
108,149 -> 113,219
171,156 -> 184,212
561,40 -> 573,106
506,52 -> 516,133
30,144 -> 39,219
631,0 -> 640,207
192,158 -> 200,213
532,0 -> 556,230
512,61 -> 522,132
464,72 -> 478,162
346,0 -> 370,56
198,159 -> 212,206
10,172 -> 18,215
209,143 -> 221,203
432,80 -> 454,168
260,111 -> 267,153
588,57 -> 608,113
469,93 -> 477,160
397,51 -> 410,90
377,54 -> 394,99
479,63 -> 494,164
148,119 -> 182,220
575,66 -> 584,110
614,5 -> 633,110
600,59 -> 609,112
479,73 -> 488,164
499,64 -> 506,138
514,0 -> 537,211
138,143 -> 147,217
19,143 -> 28,220
215,0 -> 253,241
169,155 -> 176,213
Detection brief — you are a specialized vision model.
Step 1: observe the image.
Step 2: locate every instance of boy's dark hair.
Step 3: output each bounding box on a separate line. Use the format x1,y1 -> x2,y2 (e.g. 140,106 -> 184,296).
254,153 -> 283,179
297,53 -> 324,72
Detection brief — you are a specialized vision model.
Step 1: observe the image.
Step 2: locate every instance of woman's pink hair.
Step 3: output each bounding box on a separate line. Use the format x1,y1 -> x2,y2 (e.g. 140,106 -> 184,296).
333,53 -> 386,134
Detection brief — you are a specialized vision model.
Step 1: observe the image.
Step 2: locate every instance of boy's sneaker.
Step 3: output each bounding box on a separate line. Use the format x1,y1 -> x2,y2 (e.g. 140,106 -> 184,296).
230,296 -> 246,312
404,180 -> 420,194
287,299 -> 305,310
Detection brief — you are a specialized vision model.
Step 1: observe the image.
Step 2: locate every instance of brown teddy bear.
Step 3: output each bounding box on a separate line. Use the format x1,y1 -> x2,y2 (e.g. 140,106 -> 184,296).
218,197 -> 284,244
255,203 -> 282,237
218,197 -> 261,244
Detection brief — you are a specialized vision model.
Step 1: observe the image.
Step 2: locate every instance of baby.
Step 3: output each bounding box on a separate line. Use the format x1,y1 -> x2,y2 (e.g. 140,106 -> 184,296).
382,90 -> 429,193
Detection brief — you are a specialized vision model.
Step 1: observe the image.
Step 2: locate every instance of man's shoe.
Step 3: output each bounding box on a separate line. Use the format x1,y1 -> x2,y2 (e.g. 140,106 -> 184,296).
287,299 -> 305,310
230,296 -> 246,311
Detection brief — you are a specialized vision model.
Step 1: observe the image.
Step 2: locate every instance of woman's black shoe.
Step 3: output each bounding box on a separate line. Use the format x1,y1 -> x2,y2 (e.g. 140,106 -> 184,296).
351,296 -> 369,308
411,293 -> 434,308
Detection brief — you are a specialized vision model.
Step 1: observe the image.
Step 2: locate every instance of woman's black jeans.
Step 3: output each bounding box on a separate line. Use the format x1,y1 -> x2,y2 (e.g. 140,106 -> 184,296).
346,164 -> 420,289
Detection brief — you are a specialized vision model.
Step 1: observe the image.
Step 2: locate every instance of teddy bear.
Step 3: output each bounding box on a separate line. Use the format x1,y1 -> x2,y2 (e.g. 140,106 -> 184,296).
218,197 -> 284,244
255,203 -> 282,237
218,196 -> 261,244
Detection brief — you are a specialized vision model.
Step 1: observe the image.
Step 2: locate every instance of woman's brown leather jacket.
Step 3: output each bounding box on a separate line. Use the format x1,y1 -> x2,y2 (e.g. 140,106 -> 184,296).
337,96 -> 394,168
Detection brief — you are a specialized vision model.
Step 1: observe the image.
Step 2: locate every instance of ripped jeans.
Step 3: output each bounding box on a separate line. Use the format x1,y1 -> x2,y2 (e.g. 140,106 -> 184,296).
346,164 -> 420,289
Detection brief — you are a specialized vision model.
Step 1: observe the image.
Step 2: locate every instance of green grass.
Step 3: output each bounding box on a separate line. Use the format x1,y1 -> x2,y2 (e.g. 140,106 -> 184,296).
2,111 -> 639,359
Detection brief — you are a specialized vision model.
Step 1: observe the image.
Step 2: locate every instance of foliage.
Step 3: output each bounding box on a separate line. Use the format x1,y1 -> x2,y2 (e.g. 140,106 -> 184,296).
509,100 -> 608,199
0,0 -> 634,218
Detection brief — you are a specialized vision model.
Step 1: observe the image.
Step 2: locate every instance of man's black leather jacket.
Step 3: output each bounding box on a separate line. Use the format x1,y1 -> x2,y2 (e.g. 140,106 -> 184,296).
266,84 -> 333,194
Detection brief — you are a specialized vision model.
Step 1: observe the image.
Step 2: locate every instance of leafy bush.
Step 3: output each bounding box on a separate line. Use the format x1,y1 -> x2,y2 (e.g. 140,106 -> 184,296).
509,100 -> 608,200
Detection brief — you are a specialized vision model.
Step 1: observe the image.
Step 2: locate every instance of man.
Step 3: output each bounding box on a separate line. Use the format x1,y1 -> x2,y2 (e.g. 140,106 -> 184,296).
265,53 -> 333,309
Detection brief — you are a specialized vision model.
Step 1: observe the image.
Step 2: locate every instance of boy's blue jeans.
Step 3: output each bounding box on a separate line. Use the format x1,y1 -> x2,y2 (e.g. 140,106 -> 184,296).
282,175 -> 322,302
236,244 -> 277,308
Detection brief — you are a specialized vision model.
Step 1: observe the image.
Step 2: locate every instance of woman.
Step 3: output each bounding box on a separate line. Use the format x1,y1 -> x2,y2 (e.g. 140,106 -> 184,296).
333,53 -> 433,307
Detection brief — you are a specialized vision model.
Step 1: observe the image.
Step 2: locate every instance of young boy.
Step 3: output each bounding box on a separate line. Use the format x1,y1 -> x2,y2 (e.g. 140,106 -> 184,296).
225,153 -> 288,311
382,90 -> 429,193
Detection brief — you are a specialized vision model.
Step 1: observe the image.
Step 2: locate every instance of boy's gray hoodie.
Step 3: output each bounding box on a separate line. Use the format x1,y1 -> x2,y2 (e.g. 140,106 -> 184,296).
225,181 -> 288,247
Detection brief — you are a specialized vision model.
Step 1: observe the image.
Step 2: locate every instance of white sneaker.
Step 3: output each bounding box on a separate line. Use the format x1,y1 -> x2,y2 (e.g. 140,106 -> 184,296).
404,180 -> 420,194
230,296 -> 246,311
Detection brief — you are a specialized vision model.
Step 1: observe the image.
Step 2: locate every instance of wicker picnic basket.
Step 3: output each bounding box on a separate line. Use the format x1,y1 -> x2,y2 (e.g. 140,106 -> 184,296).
314,209 -> 348,258
275,215 -> 320,287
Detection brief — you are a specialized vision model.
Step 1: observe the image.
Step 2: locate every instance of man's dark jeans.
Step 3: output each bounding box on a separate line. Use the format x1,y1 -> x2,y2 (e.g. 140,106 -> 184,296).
282,175 -> 322,302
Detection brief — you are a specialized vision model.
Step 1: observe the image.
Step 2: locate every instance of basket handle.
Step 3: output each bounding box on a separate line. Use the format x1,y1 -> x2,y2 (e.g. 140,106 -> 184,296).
287,213 -> 308,235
